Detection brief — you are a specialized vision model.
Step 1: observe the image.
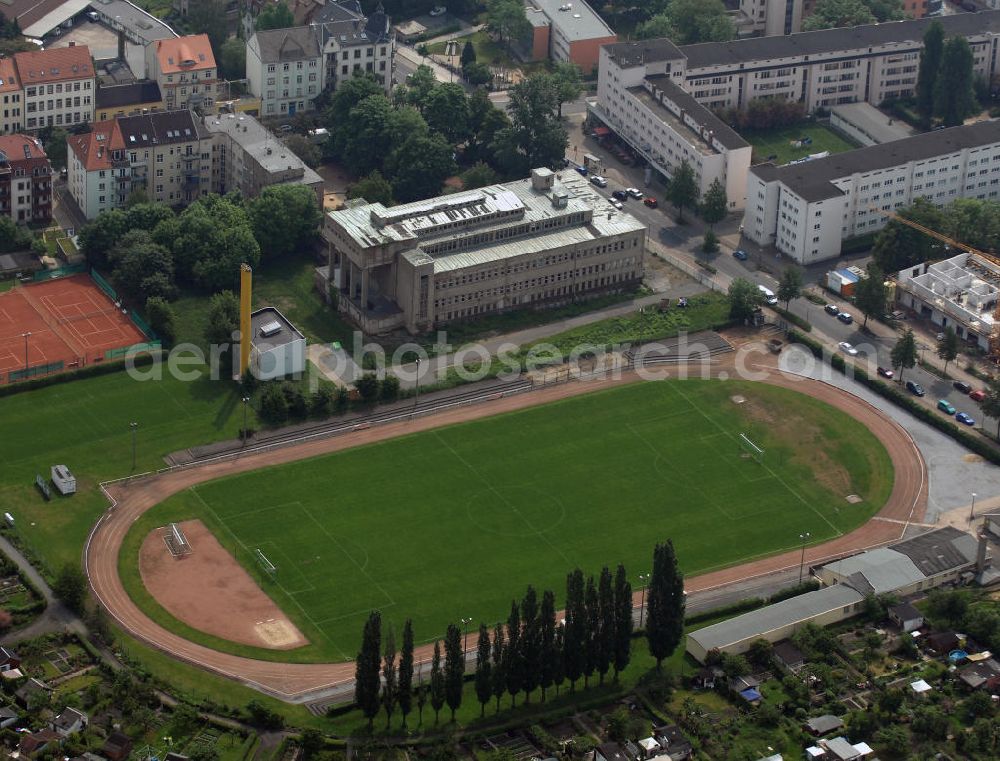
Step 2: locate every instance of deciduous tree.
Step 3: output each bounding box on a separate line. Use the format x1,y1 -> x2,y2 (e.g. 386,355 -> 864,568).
255,1 -> 294,31
727,278 -> 764,323
666,160 -> 698,223
491,622 -> 506,713
854,264 -> 888,329
348,171 -> 394,206
777,267 -> 803,310
917,21 -> 945,120
699,178 -> 727,229
248,184 -> 322,259
381,627 -> 397,728
504,600 -> 523,705
613,564 -> 632,680
890,328 -> 918,384
520,586 -> 541,701
563,569 -> 585,690
429,640 -> 445,724
935,36 -> 977,127
936,326 -> 960,375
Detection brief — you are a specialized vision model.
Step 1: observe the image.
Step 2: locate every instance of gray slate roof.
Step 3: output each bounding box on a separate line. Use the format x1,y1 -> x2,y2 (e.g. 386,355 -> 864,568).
643,74 -> 748,151
604,11 -> 1000,70
750,120 -> 1000,202
688,584 -> 863,653
821,547 -> 925,594
680,11 -> 1000,69
95,81 -> 162,109
252,27 -> 322,63
118,110 -> 207,148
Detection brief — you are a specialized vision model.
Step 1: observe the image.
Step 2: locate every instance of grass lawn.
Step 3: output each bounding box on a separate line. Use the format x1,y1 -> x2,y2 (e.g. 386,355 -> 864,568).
746,123 -> 859,166
123,378 -> 892,663
0,279 -> 15,293
0,367 -> 256,577
171,252 -> 354,350
426,30 -> 508,66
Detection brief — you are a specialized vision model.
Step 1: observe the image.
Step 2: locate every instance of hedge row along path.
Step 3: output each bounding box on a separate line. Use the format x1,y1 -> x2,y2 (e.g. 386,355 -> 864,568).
85,350 -> 927,703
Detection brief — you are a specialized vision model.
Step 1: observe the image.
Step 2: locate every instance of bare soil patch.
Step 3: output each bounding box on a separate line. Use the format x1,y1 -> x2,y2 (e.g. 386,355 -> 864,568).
139,519 -> 307,650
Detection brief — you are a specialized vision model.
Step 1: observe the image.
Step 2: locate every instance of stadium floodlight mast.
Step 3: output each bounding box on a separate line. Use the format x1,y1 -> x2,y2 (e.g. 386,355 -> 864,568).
461,616 -> 472,654
638,573 -> 650,627
21,331 -> 30,369
798,532 -> 811,584
970,493 -> 978,525
130,422 -> 138,471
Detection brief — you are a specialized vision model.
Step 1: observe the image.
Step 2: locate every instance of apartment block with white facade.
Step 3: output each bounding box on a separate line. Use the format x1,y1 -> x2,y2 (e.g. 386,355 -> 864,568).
323,169 -> 646,335
14,45 -> 94,130
742,120 -> 1000,264
593,47 -> 751,209
245,1 -> 393,118
738,0 -> 803,37
600,12 -> 1000,117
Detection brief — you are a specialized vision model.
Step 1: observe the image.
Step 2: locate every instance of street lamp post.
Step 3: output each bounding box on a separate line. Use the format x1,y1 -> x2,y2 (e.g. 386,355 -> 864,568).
22,331 -> 30,369
130,422 -> 138,470
241,396 -> 250,445
969,493 -> 978,525
414,357 -> 421,408
798,532 -> 811,584
638,573 -> 650,628
461,617 -> 472,655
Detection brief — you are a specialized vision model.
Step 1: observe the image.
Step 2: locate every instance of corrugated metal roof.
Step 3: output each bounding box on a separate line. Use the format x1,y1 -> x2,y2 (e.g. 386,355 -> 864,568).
821,547 -> 925,594
688,585 -> 863,653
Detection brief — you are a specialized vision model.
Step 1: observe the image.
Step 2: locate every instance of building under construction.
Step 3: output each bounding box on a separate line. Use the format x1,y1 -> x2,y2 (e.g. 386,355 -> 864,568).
895,252 -> 1000,352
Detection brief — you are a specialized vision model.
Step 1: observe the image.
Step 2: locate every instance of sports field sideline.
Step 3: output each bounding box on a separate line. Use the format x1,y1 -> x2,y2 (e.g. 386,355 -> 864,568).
126,378 -> 893,662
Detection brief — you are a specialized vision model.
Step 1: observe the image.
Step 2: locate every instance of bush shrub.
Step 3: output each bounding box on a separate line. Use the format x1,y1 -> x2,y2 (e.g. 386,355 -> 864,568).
772,305 -> 811,332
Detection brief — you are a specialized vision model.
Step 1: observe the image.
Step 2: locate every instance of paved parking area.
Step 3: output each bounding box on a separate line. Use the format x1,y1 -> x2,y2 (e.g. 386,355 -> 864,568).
48,22 -> 119,59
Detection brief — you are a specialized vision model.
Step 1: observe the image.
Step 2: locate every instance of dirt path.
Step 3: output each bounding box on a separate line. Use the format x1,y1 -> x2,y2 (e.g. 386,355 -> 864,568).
85,355 -> 926,703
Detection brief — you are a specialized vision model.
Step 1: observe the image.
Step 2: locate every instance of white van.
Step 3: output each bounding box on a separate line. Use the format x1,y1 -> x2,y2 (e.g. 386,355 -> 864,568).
758,284 -> 778,306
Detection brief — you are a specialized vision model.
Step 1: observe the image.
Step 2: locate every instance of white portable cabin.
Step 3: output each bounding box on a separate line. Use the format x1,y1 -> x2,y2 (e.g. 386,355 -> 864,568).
50,465 -> 76,495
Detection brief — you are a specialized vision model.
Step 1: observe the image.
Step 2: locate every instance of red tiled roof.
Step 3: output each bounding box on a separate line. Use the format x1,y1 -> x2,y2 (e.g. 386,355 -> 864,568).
0,58 -> 20,94
154,34 -> 216,75
13,45 -> 93,84
68,120 -> 123,172
0,134 -> 47,162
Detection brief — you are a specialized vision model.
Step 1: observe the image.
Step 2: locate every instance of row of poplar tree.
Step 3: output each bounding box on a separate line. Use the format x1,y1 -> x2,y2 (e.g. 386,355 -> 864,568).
354,541 -> 685,729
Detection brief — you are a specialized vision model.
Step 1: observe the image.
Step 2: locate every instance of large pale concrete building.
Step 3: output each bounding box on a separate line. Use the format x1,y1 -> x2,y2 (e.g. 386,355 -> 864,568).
322,169 -> 646,335
595,12 -> 1000,210
593,48 -> 752,210
743,120 -> 1000,263
739,0 -> 804,37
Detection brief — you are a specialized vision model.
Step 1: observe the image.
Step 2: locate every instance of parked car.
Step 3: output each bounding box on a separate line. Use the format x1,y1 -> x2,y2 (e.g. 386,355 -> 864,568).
970,389 -> 986,402
953,380 -> 972,394
733,249 -> 748,261
956,412 -> 976,426
837,311 -> 853,324
877,366 -> 894,379
838,341 -> 859,356
575,165 -> 588,176
612,189 -> 628,201
824,303 -> 841,316
937,399 -> 957,414
430,6 -> 447,16
590,175 -> 608,188
610,199 -> 623,210
643,197 -> 658,208
86,10 -> 99,21
906,380 -> 925,396
626,187 -> 643,199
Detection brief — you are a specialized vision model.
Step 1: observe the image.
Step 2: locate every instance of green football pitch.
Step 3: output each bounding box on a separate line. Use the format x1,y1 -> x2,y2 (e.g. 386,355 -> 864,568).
126,379 -> 893,662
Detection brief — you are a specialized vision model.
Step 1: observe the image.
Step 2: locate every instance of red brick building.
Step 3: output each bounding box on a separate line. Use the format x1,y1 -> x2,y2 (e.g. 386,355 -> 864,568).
0,134 -> 52,223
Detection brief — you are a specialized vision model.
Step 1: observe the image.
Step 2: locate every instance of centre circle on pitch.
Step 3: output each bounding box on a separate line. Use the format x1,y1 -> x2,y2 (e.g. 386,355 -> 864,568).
466,487 -> 566,537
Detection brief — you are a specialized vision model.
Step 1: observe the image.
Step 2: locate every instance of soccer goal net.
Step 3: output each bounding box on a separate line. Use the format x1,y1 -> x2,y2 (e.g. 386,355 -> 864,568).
255,548 -> 277,576
739,433 -> 765,464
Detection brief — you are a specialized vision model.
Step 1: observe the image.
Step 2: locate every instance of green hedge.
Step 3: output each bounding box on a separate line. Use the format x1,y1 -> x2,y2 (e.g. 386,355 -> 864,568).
0,351 -> 163,398
772,306 -> 812,332
786,329 -> 1000,466
685,597 -> 765,626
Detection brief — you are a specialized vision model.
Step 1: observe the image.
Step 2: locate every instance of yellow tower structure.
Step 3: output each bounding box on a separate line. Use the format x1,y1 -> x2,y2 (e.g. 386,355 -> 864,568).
239,264 -> 252,377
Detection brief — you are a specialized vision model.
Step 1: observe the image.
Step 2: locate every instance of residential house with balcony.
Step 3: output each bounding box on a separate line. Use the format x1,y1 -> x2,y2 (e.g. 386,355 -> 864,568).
0,134 -> 52,223
146,34 -> 218,114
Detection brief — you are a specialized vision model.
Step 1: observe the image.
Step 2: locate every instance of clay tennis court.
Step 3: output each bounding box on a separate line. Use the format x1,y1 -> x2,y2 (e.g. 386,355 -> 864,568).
0,274 -> 148,381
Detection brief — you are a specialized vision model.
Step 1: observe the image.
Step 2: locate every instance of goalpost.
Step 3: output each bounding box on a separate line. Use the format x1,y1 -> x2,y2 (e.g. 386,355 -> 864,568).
255,548 -> 277,576
739,433 -> 765,465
